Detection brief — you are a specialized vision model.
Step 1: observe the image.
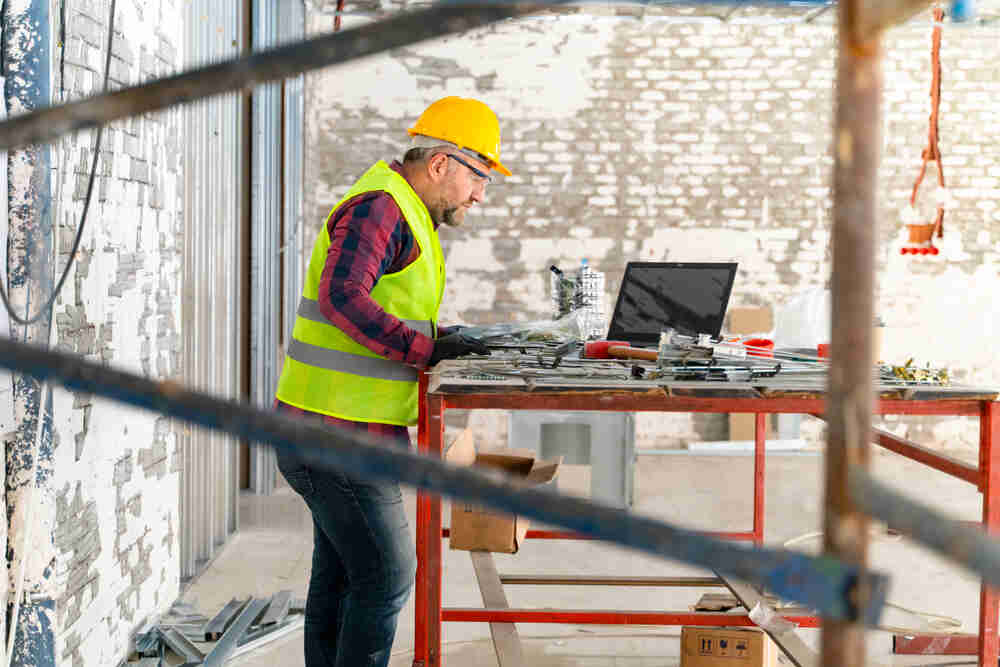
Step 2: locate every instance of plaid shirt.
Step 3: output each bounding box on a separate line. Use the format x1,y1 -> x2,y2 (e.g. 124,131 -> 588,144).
276,160 -> 451,437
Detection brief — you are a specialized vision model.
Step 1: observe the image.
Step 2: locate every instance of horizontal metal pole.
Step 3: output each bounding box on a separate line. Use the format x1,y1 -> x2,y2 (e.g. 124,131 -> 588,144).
0,3 -> 548,152
439,393 -> 985,416
849,466 -> 1000,590
442,527 -> 757,540
441,608 -> 822,628
497,575 -> 725,587
0,336 -> 881,622
872,426 -> 981,487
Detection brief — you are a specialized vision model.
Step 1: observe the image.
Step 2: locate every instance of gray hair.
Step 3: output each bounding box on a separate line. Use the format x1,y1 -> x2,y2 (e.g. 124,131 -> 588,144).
403,134 -> 492,167
403,135 -> 457,164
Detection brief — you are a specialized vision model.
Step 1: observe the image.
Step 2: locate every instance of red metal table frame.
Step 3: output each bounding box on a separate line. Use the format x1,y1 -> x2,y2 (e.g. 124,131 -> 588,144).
412,374 -> 1000,667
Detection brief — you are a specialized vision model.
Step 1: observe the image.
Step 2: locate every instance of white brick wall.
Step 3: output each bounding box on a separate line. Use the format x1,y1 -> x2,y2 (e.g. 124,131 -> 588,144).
305,9 -> 1000,449
45,1 -> 183,665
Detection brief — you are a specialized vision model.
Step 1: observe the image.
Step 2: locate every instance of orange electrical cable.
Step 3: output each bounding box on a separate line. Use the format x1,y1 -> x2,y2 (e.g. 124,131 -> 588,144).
905,6 -> 946,255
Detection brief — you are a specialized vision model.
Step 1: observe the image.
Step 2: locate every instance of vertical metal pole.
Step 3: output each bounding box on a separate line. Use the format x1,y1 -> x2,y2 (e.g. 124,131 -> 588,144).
753,413 -> 766,545
3,0 -> 54,663
415,373 -> 444,667
414,372 -> 430,666
822,0 -> 881,664
426,394 -> 444,667
979,401 -> 1000,667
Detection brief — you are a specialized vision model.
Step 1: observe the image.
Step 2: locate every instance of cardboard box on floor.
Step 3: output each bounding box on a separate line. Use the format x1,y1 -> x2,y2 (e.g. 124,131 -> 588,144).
446,429 -> 561,554
680,626 -> 783,667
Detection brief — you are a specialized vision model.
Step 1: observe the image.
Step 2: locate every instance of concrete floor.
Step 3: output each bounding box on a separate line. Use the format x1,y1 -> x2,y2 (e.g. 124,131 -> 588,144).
182,446 -> 986,666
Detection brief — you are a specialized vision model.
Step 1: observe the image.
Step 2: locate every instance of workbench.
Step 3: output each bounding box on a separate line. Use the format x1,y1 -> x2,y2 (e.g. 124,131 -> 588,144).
412,363 -> 1000,667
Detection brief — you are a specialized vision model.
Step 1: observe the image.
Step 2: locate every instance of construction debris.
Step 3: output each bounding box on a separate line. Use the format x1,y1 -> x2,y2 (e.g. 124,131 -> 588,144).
121,593 -> 303,667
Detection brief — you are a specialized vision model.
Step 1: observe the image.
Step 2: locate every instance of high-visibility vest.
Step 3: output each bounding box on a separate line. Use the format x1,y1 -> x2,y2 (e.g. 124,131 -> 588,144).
275,161 -> 446,425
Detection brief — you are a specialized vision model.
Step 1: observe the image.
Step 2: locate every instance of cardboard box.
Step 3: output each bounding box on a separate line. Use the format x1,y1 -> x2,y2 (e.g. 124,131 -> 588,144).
727,306 -> 774,337
729,413 -> 777,441
446,429 -> 561,554
680,626 -> 782,667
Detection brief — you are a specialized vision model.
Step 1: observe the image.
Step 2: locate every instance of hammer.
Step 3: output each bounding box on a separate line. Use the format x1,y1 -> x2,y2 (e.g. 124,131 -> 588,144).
583,340 -> 658,362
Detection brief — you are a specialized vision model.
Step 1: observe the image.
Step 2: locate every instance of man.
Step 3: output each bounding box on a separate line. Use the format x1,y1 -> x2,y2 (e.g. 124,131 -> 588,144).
273,96 -> 509,667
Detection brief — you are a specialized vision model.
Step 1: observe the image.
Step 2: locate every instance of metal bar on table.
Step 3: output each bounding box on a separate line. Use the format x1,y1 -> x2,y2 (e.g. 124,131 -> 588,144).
499,575 -> 725,587
202,598 -> 269,667
203,597 -> 247,641
716,574 -> 820,667
824,0 -> 882,661
0,336 -> 888,622
872,426 -> 980,487
471,551 -> 524,667
441,608 -> 821,628
980,402 -> 1000,666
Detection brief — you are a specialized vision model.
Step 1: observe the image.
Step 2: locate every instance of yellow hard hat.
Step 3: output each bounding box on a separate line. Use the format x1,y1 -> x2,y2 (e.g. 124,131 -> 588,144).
407,96 -> 512,177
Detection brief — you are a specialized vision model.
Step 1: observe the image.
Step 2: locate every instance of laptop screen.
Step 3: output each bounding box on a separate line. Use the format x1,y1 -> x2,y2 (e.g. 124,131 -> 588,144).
606,261 -> 738,344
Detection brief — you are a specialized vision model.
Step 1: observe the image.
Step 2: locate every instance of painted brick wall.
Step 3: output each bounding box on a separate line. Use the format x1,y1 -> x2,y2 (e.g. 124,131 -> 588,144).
304,8 -> 1000,450
44,1 -> 183,665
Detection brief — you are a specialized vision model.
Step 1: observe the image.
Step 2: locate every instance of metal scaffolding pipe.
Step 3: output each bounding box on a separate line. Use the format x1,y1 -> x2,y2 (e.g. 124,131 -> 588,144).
0,334 -> 884,623
0,3 -> 548,153
823,0 -> 882,663
849,466 -> 1000,590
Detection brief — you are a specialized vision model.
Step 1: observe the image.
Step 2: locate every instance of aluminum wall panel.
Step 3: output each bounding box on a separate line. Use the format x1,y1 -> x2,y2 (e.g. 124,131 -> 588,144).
180,0 -> 244,580
248,0 -> 281,495
249,0 -> 305,495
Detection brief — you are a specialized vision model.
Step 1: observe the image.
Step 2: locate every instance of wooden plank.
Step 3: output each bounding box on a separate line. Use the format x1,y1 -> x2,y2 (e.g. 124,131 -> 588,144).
715,573 -> 820,667
258,590 -> 293,627
470,551 -> 524,667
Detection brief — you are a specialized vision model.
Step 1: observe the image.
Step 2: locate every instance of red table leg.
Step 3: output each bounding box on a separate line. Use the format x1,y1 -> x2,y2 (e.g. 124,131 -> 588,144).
980,401 -> 1000,667
414,378 -> 444,667
753,413 -> 766,545
414,374 -> 428,667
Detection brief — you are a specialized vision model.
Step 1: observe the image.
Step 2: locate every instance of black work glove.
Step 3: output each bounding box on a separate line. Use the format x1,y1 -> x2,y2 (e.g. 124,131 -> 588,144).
437,324 -> 468,338
429,333 -> 491,366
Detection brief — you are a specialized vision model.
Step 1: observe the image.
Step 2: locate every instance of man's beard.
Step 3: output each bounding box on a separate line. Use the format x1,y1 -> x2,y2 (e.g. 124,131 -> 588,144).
440,206 -> 464,228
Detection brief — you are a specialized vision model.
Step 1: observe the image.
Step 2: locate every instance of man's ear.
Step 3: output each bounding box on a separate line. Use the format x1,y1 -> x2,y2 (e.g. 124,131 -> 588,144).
427,152 -> 450,182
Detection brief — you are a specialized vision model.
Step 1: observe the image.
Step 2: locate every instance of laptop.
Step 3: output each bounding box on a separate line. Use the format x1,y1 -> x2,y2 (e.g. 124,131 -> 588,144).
606,261 -> 738,346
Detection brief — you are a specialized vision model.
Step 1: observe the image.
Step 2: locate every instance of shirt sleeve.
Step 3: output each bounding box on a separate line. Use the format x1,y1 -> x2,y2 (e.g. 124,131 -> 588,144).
316,192 -> 435,367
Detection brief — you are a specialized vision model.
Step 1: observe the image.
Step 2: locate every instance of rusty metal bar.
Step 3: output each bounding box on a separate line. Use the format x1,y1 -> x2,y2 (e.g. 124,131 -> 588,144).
0,3 -> 550,152
824,0 -> 883,661
849,465 -> 1000,605
854,0 -> 935,42
0,335 -> 881,621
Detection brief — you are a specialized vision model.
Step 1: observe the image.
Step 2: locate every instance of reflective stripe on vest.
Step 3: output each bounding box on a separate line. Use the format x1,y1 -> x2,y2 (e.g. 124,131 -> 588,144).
274,161 -> 445,425
296,297 -> 433,338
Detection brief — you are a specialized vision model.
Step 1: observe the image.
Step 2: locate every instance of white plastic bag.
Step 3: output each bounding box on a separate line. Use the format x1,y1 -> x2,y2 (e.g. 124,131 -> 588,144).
773,289 -> 831,349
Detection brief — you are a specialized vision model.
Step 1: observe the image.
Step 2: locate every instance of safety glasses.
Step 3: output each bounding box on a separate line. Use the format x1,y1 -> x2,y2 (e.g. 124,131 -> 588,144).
447,153 -> 493,185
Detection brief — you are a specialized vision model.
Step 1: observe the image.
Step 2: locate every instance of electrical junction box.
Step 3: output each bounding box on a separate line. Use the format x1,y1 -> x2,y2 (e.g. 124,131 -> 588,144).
680,626 -> 784,667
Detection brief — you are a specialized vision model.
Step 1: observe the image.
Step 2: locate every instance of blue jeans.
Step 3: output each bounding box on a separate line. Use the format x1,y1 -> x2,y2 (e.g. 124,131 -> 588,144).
277,447 -> 416,667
